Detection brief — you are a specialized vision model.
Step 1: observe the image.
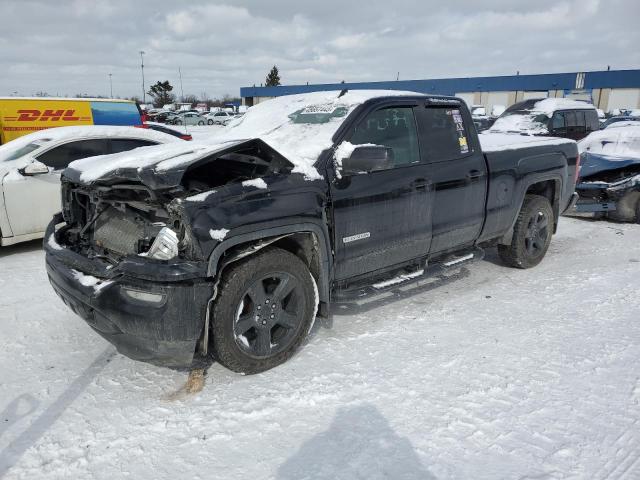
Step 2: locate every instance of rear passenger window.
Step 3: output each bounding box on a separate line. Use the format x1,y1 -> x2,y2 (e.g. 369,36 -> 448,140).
110,139 -> 157,154
585,110 -> 600,131
551,112 -> 565,130
36,139 -> 110,170
420,107 -> 471,162
349,107 -> 420,167
574,111 -> 586,132
565,111 -> 578,127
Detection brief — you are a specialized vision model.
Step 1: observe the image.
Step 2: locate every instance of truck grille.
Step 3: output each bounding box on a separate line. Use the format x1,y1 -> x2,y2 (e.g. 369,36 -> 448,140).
93,207 -> 144,256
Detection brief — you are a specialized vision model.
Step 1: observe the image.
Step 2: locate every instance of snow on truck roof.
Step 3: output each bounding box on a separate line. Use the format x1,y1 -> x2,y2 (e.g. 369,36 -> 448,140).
70,90 -> 428,181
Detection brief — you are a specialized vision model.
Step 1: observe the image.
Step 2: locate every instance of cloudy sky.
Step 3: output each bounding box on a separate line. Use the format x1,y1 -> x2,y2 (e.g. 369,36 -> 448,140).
0,0 -> 638,100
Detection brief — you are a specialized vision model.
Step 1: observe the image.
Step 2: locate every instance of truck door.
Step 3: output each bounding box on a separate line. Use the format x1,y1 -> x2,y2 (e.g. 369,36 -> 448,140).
415,102 -> 488,254
330,105 -> 433,280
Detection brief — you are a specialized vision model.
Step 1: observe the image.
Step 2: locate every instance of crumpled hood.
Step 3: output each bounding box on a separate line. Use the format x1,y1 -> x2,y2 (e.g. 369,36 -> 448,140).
579,151 -> 640,180
63,139 -> 253,190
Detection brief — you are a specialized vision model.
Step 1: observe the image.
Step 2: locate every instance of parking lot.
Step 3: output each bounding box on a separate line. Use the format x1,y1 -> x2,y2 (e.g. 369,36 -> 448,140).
1,216 -> 639,479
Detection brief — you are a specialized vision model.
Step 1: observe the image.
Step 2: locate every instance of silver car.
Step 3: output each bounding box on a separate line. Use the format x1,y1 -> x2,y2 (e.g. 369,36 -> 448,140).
172,112 -> 206,126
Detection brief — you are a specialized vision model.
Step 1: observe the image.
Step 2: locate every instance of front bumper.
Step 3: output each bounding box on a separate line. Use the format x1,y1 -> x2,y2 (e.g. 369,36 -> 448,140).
45,215 -> 213,369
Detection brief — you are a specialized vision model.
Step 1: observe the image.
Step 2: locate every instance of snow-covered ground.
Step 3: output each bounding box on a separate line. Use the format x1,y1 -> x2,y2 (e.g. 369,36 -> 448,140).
1,217 -> 639,479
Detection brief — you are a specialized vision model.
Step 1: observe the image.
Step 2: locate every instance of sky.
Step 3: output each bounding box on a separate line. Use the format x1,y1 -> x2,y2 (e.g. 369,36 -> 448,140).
0,0 -> 638,101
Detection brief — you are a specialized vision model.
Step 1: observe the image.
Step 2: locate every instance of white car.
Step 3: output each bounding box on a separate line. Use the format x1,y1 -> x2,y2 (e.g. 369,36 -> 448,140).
0,126 -> 179,246
205,111 -> 237,125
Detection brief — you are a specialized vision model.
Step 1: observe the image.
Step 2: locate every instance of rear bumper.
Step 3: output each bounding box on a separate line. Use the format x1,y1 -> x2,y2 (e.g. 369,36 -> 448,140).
45,216 -> 213,369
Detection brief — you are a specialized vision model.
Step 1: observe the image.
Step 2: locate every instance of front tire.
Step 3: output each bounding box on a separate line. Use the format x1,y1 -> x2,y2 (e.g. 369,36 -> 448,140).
498,194 -> 554,269
198,120 -> 205,126
211,248 -> 317,374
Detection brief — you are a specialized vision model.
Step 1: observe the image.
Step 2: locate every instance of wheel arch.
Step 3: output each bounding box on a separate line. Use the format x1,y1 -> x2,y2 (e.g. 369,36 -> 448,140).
499,175 -> 562,245
207,223 -> 333,307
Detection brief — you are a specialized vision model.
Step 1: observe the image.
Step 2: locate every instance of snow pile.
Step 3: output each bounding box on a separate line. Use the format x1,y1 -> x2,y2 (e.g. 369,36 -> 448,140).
241,178 -> 268,189
210,90 -> 425,179
578,126 -> 640,158
479,132 -> 575,152
209,228 -> 229,241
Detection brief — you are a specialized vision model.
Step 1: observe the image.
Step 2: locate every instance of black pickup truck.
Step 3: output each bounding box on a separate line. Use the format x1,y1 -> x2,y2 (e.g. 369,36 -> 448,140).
44,91 -> 579,373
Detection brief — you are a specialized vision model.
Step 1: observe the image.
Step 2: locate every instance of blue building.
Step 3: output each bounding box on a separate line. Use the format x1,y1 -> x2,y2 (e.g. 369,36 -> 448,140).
241,69 -> 640,113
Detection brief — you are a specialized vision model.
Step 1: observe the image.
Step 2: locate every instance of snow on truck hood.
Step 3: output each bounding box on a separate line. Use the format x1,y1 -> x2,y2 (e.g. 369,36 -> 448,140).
66,90 -> 426,183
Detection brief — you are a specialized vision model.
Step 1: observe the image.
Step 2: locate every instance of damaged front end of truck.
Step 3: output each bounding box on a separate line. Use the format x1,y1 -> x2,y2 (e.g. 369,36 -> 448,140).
44,138 -> 295,368
574,152 -> 640,222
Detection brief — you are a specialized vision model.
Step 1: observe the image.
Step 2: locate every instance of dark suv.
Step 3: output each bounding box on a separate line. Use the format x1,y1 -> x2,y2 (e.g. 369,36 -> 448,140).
489,98 -> 599,140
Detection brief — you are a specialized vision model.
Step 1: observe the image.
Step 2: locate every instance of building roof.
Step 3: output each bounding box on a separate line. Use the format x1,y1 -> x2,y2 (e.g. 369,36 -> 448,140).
241,69 -> 640,98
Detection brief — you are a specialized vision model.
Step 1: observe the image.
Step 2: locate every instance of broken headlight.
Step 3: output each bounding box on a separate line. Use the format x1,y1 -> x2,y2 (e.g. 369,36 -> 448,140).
146,227 -> 179,260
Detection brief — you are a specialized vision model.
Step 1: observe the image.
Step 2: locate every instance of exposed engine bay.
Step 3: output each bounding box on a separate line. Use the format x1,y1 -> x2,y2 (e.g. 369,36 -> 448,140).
58,139 -> 292,264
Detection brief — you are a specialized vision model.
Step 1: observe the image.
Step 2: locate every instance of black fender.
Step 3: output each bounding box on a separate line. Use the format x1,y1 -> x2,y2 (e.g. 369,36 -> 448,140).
206,221 -> 333,304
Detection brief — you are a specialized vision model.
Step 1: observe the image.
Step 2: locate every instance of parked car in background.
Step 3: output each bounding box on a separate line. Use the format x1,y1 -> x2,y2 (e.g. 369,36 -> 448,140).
172,112 -> 206,126
574,125 -> 640,222
136,122 -> 193,140
206,110 -> 237,125
601,115 -> 640,129
0,126 -> 179,246
45,90 -> 579,372
0,97 -> 143,145
489,98 -> 599,140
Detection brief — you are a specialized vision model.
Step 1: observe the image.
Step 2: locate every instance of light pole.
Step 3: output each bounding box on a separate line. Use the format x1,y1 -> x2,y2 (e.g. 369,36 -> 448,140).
139,50 -> 146,104
108,73 -> 113,98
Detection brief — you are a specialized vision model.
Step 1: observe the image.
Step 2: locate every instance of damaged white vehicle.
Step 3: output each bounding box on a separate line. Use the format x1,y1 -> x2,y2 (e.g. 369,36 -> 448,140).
0,126 -> 179,246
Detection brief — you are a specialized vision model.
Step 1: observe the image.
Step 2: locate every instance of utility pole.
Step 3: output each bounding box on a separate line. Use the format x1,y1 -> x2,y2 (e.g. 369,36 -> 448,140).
108,73 -> 113,98
139,50 -> 146,104
178,66 -> 185,103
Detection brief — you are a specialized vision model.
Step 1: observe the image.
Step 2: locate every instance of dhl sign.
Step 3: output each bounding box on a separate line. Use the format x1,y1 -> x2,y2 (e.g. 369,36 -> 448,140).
4,109 -> 92,122
0,99 -> 94,143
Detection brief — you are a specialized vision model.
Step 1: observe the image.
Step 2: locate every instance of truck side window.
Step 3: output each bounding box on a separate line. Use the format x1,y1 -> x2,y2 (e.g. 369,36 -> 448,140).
585,110 -> 599,131
565,111 -> 578,129
420,107 -> 470,162
551,112 -> 566,131
36,139 -> 110,170
350,107 -> 420,167
574,111 -> 586,133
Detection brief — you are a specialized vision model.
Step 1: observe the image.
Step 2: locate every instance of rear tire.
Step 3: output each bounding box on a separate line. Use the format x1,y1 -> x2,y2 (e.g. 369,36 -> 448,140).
175,119 -> 182,125
198,120 -> 205,126
498,194 -> 554,269
635,198 -> 640,224
211,248 -> 317,374
207,119 -> 214,125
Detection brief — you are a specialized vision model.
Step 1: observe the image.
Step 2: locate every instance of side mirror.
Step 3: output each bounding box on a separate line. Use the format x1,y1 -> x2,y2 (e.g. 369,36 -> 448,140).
341,145 -> 394,175
21,161 -> 50,176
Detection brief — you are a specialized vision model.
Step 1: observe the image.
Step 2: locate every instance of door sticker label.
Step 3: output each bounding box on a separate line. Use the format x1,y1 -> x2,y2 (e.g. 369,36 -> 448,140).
342,232 -> 371,243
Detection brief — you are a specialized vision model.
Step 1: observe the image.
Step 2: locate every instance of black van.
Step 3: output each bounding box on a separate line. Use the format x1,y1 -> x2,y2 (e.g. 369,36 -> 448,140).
489,98 -> 599,140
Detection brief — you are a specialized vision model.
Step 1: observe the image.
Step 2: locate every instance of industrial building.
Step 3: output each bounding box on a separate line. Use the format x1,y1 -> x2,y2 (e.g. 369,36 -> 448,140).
240,69 -> 640,113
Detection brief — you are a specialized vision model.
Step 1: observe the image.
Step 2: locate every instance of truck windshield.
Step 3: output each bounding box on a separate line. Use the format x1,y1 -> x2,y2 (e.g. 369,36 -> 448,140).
490,110 -> 550,134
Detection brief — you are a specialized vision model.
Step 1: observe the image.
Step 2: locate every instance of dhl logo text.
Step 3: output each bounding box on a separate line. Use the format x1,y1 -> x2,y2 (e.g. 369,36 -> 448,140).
4,109 -> 91,122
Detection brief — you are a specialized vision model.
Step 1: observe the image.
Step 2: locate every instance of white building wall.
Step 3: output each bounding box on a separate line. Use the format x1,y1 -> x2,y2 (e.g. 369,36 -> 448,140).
607,88 -> 640,111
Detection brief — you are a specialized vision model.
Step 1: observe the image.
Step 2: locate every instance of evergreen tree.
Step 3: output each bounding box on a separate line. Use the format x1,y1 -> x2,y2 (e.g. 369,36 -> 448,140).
147,81 -> 176,108
265,66 -> 281,87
